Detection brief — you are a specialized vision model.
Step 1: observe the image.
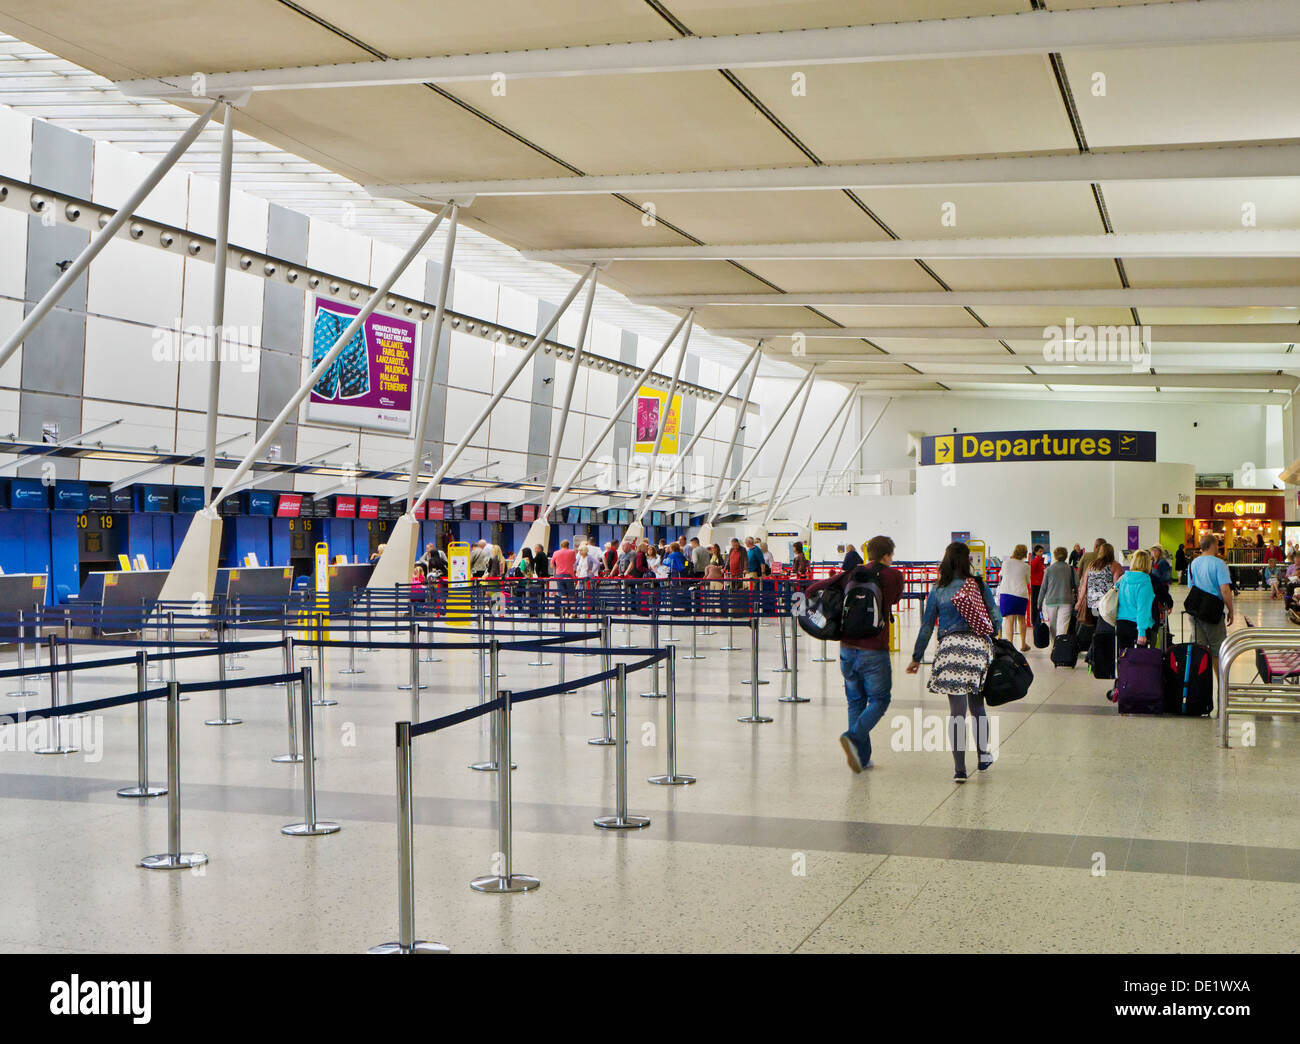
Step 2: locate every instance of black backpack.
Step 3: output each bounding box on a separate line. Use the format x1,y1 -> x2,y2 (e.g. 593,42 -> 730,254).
795,585 -> 843,641
841,565 -> 888,640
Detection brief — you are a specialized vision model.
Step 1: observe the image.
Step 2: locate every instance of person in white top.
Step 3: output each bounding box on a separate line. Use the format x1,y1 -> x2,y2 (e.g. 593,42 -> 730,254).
997,544 -> 1033,652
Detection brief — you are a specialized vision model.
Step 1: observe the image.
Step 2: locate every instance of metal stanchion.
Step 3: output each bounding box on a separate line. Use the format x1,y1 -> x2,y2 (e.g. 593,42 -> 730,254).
272,636 -> 302,763
683,587 -> 705,661
231,598 -> 247,661
557,607 -> 576,694
640,587 -> 665,699
204,615 -> 241,726
812,637 -> 832,662
664,583 -> 679,643
313,626 -> 338,706
283,666 -> 340,837
470,690 -> 540,893
398,619 -> 427,705
225,600 -> 244,671
718,586 -> 742,650
340,601 -> 364,675
471,639 -> 513,771
62,619 -> 78,717
739,616 -> 773,723
368,721 -> 449,954
168,611 -> 186,700
528,589 -> 552,666
140,682 -> 208,870
588,617 -> 616,741
33,635 -> 76,755
7,609 -> 36,697
779,608 -> 808,703
771,610 -> 791,673
648,646 -> 695,786
118,651 -> 166,798
595,664 -> 650,829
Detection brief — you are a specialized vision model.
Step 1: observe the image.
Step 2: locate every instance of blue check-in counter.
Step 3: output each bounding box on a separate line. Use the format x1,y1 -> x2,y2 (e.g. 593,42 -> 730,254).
0,573 -> 50,640
215,565 -> 296,620
75,568 -> 169,633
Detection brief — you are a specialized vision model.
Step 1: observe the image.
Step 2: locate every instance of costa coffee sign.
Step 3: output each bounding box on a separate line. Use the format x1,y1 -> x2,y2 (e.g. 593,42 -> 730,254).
1194,492 -> 1284,520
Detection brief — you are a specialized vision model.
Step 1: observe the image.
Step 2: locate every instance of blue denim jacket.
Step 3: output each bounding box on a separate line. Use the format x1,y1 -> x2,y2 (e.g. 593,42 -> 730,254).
911,577 -> 1001,663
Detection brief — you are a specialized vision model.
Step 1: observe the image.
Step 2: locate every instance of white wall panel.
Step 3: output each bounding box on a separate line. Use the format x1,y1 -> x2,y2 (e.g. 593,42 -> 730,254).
0,106 -> 32,181
306,218 -> 371,284
447,331 -> 491,393
84,316 -> 178,409
91,142 -> 190,226
186,175 -> 268,253
444,388 -> 491,450
369,240 -> 426,301
0,298 -> 22,390
0,208 -> 27,300
87,237 -> 184,329
180,262 -> 264,341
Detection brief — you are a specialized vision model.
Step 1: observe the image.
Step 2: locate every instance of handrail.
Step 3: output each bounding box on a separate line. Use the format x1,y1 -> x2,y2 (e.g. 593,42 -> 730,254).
1217,627 -> 1300,748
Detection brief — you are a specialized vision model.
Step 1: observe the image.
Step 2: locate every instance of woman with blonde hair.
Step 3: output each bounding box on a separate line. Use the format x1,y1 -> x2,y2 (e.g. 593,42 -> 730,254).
998,544 -> 1032,652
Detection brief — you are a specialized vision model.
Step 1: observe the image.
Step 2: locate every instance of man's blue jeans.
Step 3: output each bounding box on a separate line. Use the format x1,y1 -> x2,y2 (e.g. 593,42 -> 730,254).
839,647 -> 892,764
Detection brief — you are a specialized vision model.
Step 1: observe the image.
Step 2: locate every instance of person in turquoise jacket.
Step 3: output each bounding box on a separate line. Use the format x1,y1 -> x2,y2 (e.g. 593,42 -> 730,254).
1115,548 -> 1157,651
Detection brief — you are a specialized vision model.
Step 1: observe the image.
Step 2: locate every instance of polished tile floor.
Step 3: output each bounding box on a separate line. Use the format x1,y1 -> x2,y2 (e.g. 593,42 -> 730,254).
0,591 -> 1295,953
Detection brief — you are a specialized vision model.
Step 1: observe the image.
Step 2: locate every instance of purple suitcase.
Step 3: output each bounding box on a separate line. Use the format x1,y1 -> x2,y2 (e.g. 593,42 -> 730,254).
1116,646 -> 1165,715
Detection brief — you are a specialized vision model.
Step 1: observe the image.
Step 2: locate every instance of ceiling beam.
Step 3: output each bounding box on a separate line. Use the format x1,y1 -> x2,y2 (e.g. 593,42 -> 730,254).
723,324 -> 1300,343
628,287 -> 1300,308
806,372 -> 1296,389
368,143 -> 1300,200
524,230 -> 1300,263
117,0 -> 1299,97
800,353 -> 1300,369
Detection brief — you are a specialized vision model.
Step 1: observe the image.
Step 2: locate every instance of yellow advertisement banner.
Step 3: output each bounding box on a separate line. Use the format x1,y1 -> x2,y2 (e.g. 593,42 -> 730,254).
633,386 -> 682,455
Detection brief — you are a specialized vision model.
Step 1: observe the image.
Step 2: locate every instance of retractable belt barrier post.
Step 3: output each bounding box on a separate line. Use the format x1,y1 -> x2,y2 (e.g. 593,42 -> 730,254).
779,604 -> 807,704
648,646 -> 695,786
7,609 -> 35,698
367,721 -> 449,954
471,639 -> 512,772
282,666 -> 340,838
773,608 -> 791,673
684,586 -> 704,661
341,598 -> 363,675
471,689 -> 539,893
117,650 -> 166,798
273,636 -> 302,764
34,635 -> 76,755
739,616 -> 773,724
205,614 -> 241,726
313,620 -> 337,707
141,681 -> 208,871
595,663 -> 650,830
640,591 -> 664,699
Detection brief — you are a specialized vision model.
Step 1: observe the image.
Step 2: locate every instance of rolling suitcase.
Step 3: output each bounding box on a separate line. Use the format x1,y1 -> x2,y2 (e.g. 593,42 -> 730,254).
1089,631 -> 1117,681
1164,643 -> 1214,716
1115,646 -> 1165,714
1051,632 -> 1079,668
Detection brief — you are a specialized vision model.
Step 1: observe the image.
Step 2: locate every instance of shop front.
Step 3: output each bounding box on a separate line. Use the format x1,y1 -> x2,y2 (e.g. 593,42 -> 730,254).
1190,490 -> 1286,562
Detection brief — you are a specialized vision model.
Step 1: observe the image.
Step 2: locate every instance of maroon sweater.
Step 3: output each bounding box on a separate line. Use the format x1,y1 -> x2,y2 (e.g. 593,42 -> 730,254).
805,564 -> 904,651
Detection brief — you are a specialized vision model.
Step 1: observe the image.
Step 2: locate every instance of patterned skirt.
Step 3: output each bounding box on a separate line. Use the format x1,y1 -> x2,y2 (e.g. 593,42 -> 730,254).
927,631 -> 994,697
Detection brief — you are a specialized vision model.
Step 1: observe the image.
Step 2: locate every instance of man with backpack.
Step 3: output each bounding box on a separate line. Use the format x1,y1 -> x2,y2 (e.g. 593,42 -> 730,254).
805,534 -> 904,774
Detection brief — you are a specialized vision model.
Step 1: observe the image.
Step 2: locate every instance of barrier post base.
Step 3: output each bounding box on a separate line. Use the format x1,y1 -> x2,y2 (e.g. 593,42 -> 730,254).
469,760 -> 516,771
140,852 -> 208,870
204,716 -> 243,726
311,696 -> 339,707
778,693 -> 810,704
647,773 -> 696,786
771,666 -> 791,674
33,745 -> 79,755
367,941 -> 449,955
737,714 -> 774,724
6,688 -> 36,698
470,873 -> 540,893
271,752 -> 305,764
587,736 -> 615,746
117,785 -> 167,798
281,821 -> 341,837
739,679 -> 770,686
338,667 -> 365,675
594,815 -> 650,830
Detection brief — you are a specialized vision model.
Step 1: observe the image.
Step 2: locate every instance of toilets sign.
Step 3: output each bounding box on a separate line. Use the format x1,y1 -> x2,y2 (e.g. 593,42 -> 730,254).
921,429 -> 1156,466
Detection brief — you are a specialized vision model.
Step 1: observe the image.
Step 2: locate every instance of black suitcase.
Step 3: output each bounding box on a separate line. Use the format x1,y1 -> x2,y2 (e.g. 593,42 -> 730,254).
1033,619 -> 1050,649
1090,631 -> 1117,681
1164,643 -> 1214,716
1051,633 -> 1079,668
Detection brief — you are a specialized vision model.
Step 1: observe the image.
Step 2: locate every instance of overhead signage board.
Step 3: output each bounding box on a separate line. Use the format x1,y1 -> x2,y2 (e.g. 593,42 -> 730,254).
1194,492 -> 1284,521
304,296 -> 417,434
920,430 -> 1156,466
53,481 -> 88,512
814,522 -> 847,532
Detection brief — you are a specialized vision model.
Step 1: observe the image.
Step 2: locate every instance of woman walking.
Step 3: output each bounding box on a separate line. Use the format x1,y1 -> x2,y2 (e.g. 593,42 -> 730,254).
906,542 -> 1002,783
998,544 -> 1033,652
1037,547 -> 1077,641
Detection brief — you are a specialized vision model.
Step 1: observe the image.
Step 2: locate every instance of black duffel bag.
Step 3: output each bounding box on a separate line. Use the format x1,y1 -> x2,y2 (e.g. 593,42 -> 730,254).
1183,584 -> 1225,625
983,637 -> 1034,706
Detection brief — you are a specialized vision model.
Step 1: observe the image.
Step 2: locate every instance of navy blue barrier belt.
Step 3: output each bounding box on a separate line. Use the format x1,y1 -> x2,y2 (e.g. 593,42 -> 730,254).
0,639 -> 284,680
178,671 -> 298,695
3,686 -> 172,721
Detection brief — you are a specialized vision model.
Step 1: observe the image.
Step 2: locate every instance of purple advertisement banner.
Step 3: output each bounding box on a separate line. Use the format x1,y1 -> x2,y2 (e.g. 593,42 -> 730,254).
1127,525 -> 1140,551
306,297 -> 416,433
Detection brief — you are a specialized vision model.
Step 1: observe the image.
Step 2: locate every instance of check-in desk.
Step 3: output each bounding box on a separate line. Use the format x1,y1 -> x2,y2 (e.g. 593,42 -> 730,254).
0,573 -> 49,641
215,566 -> 296,620
319,562 -> 374,614
75,568 -> 170,633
